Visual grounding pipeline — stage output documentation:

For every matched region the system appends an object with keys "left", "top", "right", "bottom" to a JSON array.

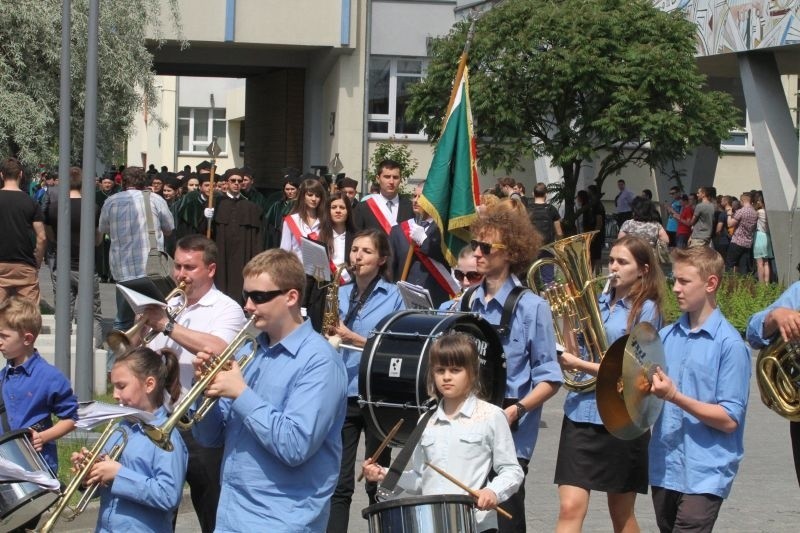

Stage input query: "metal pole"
[
  {"left": 54, "top": 0, "right": 72, "bottom": 376},
  {"left": 76, "top": 0, "right": 99, "bottom": 400}
]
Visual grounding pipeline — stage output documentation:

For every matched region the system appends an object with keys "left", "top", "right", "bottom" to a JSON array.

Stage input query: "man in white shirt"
[
  {"left": 614, "top": 179, "right": 636, "bottom": 226},
  {"left": 143, "top": 234, "right": 246, "bottom": 533}
]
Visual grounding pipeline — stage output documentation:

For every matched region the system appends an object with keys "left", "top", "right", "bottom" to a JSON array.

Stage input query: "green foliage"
[
  {"left": 661, "top": 274, "right": 785, "bottom": 333},
  {"left": 0, "top": 0, "right": 181, "bottom": 167},
  {"left": 369, "top": 141, "right": 419, "bottom": 181},
  {"left": 408, "top": 0, "right": 738, "bottom": 227}
]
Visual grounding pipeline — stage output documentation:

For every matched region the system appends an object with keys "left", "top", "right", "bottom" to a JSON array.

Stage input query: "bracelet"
[{"left": 514, "top": 402, "right": 527, "bottom": 418}]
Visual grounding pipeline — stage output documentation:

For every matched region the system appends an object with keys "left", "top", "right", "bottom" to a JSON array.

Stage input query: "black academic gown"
[
  {"left": 212, "top": 195, "right": 264, "bottom": 305},
  {"left": 389, "top": 220, "right": 451, "bottom": 308}
]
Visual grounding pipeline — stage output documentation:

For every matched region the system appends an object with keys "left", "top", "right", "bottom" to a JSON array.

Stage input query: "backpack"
[{"left": 528, "top": 203, "right": 556, "bottom": 244}]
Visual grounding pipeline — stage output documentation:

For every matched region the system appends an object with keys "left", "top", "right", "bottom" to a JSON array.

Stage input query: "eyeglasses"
[
  {"left": 454, "top": 270, "right": 482, "bottom": 282},
  {"left": 228, "top": 178, "right": 243, "bottom": 183},
  {"left": 469, "top": 240, "right": 507, "bottom": 255},
  {"left": 242, "top": 289, "right": 286, "bottom": 304}
]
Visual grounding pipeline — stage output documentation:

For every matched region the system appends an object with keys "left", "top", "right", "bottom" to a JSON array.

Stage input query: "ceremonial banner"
[{"left": 418, "top": 56, "right": 480, "bottom": 267}]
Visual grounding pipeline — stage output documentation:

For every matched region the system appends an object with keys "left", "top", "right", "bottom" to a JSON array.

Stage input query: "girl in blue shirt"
[
  {"left": 74, "top": 347, "right": 188, "bottom": 533},
  {"left": 326, "top": 228, "right": 404, "bottom": 532},
  {"left": 554, "top": 235, "right": 665, "bottom": 533}
]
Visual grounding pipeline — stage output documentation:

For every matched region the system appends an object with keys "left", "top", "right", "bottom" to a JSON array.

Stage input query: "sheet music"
[
  {"left": 0, "top": 457, "right": 60, "bottom": 490},
  {"left": 301, "top": 237, "right": 331, "bottom": 282},
  {"left": 116, "top": 284, "right": 167, "bottom": 314},
  {"left": 397, "top": 281, "right": 434, "bottom": 310},
  {"left": 77, "top": 401, "right": 154, "bottom": 429}
]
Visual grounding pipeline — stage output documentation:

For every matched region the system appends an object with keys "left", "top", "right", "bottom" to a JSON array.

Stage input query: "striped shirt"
[{"left": 98, "top": 189, "right": 174, "bottom": 282}]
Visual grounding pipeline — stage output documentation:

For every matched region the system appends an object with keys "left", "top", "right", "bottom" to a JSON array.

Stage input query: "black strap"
[
  {"left": 343, "top": 275, "right": 380, "bottom": 328},
  {"left": 459, "top": 284, "right": 528, "bottom": 337},
  {"left": 377, "top": 406, "right": 437, "bottom": 499},
  {"left": 0, "top": 369, "right": 8, "bottom": 433}
]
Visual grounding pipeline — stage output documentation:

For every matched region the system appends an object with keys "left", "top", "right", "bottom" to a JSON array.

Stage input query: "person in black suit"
[
  {"left": 352, "top": 159, "right": 413, "bottom": 235},
  {"left": 389, "top": 183, "right": 457, "bottom": 308}
]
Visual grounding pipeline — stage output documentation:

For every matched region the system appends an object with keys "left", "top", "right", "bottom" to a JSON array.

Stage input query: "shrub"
[{"left": 661, "top": 273, "right": 785, "bottom": 334}]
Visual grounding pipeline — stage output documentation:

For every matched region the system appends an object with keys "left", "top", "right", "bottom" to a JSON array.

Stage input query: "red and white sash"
[
  {"left": 365, "top": 196, "right": 395, "bottom": 234},
  {"left": 399, "top": 220, "right": 458, "bottom": 298}
]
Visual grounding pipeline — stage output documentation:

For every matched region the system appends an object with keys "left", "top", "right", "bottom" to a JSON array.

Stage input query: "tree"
[
  {"left": 407, "top": 0, "right": 738, "bottom": 227},
  {"left": 0, "top": 0, "right": 181, "bottom": 168}
]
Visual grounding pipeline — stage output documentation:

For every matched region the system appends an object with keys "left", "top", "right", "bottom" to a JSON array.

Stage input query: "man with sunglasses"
[
  {"left": 461, "top": 202, "right": 562, "bottom": 533},
  {"left": 143, "top": 234, "right": 247, "bottom": 533},
  {"left": 204, "top": 168, "right": 264, "bottom": 305},
  {"left": 192, "top": 249, "right": 347, "bottom": 531}
]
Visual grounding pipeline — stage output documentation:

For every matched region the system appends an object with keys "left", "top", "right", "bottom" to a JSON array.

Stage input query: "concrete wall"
[{"left": 152, "top": 0, "right": 353, "bottom": 48}]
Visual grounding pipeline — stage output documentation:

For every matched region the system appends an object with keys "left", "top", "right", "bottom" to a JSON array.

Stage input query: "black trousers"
[
  {"left": 651, "top": 486, "right": 723, "bottom": 533},
  {"left": 497, "top": 457, "right": 529, "bottom": 533},
  {"left": 180, "top": 429, "right": 224, "bottom": 533},
  {"left": 791, "top": 421, "right": 800, "bottom": 487},
  {"left": 327, "top": 399, "right": 391, "bottom": 533}
]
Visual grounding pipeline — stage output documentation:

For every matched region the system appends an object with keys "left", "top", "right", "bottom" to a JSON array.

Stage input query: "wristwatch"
[
  {"left": 163, "top": 319, "right": 175, "bottom": 337},
  {"left": 514, "top": 402, "right": 527, "bottom": 418}
]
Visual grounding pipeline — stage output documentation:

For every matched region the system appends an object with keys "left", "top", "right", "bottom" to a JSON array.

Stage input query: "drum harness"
[{"left": 458, "top": 284, "right": 528, "bottom": 338}]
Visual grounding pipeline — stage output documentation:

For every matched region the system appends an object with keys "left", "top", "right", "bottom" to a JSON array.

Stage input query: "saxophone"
[{"left": 322, "top": 264, "right": 349, "bottom": 347}]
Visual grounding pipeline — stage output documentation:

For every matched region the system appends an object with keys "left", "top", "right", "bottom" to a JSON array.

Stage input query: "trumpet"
[
  {"left": 37, "top": 419, "right": 127, "bottom": 533},
  {"left": 142, "top": 317, "right": 257, "bottom": 450},
  {"left": 106, "top": 281, "right": 187, "bottom": 356}
]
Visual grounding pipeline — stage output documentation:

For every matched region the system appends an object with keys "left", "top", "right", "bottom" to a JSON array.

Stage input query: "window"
[
  {"left": 368, "top": 57, "right": 426, "bottom": 139},
  {"left": 178, "top": 108, "right": 227, "bottom": 153}
]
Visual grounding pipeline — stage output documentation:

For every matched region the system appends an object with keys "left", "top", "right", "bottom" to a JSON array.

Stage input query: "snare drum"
[
  {"left": 362, "top": 494, "right": 477, "bottom": 533},
  {"left": 0, "top": 430, "right": 59, "bottom": 531},
  {"left": 359, "top": 311, "right": 506, "bottom": 447}
]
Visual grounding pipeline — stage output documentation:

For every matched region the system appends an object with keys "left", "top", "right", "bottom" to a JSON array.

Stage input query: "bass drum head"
[
  {"left": 359, "top": 310, "right": 506, "bottom": 447},
  {"left": 362, "top": 494, "right": 477, "bottom": 533},
  {"left": 0, "top": 430, "right": 59, "bottom": 531}
]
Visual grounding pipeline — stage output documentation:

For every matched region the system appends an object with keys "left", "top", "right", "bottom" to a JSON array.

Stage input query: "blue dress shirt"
[
  {"left": 564, "top": 293, "right": 662, "bottom": 425},
  {"left": 650, "top": 309, "right": 751, "bottom": 498},
  {"left": 466, "top": 277, "right": 563, "bottom": 460},
  {"left": 338, "top": 277, "right": 405, "bottom": 397},
  {"left": 95, "top": 407, "right": 188, "bottom": 533},
  {"left": 746, "top": 280, "right": 800, "bottom": 348},
  {"left": 193, "top": 319, "right": 348, "bottom": 532},
  {"left": 0, "top": 350, "right": 77, "bottom": 473}
]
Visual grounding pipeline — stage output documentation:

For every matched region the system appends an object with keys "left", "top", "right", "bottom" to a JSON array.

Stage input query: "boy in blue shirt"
[
  {"left": 649, "top": 246, "right": 750, "bottom": 532},
  {"left": 0, "top": 296, "right": 78, "bottom": 530}
]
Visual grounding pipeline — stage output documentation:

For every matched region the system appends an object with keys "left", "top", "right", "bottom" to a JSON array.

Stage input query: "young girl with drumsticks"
[
  {"left": 362, "top": 333, "right": 523, "bottom": 533},
  {"left": 72, "top": 347, "right": 188, "bottom": 533}
]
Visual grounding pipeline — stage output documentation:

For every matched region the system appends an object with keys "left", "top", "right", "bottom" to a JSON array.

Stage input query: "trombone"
[
  {"left": 37, "top": 419, "right": 127, "bottom": 533},
  {"left": 142, "top": 317, "right": 257, "bottom": 450},
  {"left": 106, "top": 281, "right": 187, "bottom": 356}
]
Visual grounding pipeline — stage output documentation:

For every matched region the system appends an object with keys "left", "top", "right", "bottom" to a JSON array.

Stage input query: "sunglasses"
[
  {"left": 469, "top": 239, "right": 507, "bottom": 255},
  {"left": 242, "top": 289, "right": 286, "bottom": 304},
  {"left": 228, "top": 178, "right": 243, "bottom": 183},
  {"left": 454, "top": 270, "right": 482, "bottom": 283}
]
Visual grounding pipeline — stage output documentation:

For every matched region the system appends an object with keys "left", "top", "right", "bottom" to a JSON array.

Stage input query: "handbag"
[
  {"left": 656, "top": 240, "right": 671, "bottom": 264},
  {"left": 142, "top": 191, "right": 176, "bottom": 297}
]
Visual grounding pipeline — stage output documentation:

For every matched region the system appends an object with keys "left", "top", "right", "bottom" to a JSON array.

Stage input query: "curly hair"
[{"left": 470, "top": 199, "right": 541, "bottom": 273}]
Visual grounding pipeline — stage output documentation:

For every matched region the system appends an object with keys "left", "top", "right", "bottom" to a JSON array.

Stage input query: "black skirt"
[{"left": 553, "top": 415, "right": 649, "bottom": 494}]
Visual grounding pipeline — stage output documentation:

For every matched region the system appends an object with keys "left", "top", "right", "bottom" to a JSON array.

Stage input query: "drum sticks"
[
  {"left": 425, "top": 461, "right": 513, "bottom": 520},
  {"left": 357, "top": 419, "right": 404, "bottom": 482}
]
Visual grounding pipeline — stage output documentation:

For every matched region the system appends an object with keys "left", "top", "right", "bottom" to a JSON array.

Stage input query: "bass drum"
[
  {"left": 0, "top": 430, "right": 59, "bottom": 531},
  {"left": 362, "top": 494, "right": 477, "bottom": 533},
  {"left": 359, "top": 310, "right": 506, "bottom": 447}
]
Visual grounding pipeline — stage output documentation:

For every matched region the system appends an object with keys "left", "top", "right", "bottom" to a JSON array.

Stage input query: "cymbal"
[{"left": 597, "top": 322, "right": 665, "bottom": 440}]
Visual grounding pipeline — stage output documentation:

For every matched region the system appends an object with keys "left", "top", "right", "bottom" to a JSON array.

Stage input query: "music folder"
[{"left": 116, "top": 280, "right": 167, "bottom": 314}]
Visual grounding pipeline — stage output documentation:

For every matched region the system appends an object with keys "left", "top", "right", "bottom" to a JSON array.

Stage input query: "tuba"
[
  {"left": 526, "top": 231, "right": 615, "bottom": 392},
  {"left": 756, "top": 337, "right": 800, "bottom": 421},
  {"left": 323, "top": 264, "right": 349, "bottom": 349},
  {"left": 37, "top": 419, "right": 127, "bottom": 533}
]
